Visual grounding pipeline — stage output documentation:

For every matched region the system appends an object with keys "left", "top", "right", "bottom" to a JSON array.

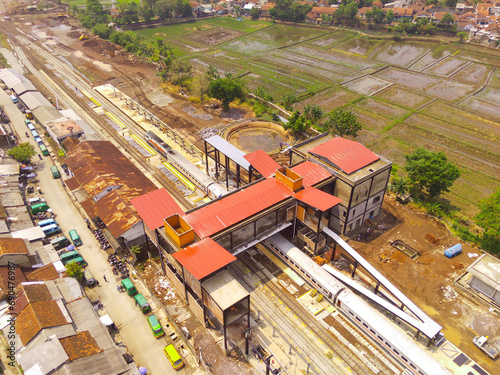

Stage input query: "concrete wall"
[
  {"left": 370, "top": 168, "right": 390, "bottom": 196},
  {"left": 187, "top": 291, "right": 204, "bottom": 322}
]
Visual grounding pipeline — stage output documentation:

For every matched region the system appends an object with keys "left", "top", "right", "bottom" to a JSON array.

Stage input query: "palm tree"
[
  {"left": 390, "top": 176, "right": 408, "bottom": 197},
  {"left": 310, "top": 105, "right": 323, "bottom": 122}
]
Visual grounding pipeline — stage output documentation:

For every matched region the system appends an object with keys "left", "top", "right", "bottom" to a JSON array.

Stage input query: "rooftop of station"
[
  {"left": 172, "top": 238, "right": 237, "bottom": 280},
  {"left": 184, "top": 178, "right": 295, "bottom": 239}
]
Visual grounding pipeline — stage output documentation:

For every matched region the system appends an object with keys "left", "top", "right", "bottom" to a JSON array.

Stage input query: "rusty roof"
[
  {"left": 185, "top": 178, "right": 294, "bottom": 239},
  {"left": 131, "top": 188, "right": 185, "bottom": 232},
  {"left": 0, "top": 266, "right": 27, "bottom": 301},
  {"left": 0, "top": 238, "right": 29, "bottom": 255},
  {"left": 291, "top": 161, "right": 332, "bottom": 188},
  {"left": 92, "top": 190, "right": 140, "bottom": 238},
  {"left": 60, "top": 331, "right": 102, "bottom": 360},
  {"left": 22, "top": 283, "right": 52, "bottom": 302},
  {"left": 294, "top": 187, "right": 342, "bottom": 212},
  {"left": 65, "top": 141, "right": 157, "bottom": 237},
  {"left": 16, "top": 301, "right": 68, "bottom": 345},
  {"left": 244, "top": 149, "right": 281, "bottom": 178},
  {"left": 308, "top": 137, "right": 380, "bottom": 175},
  {"left": 26, "top": 264, "right": 59, "bottom": 281},
  {"left": 12, "top": 283, "right": 52, "bottom": 316},
  {"left": 64, "top": 176, "right": 80, "bottom": 191},
  {"left": 172, "top": 238, "right": 236, "bottom": 280}
]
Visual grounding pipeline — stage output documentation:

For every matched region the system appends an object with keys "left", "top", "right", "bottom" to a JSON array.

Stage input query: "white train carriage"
[
  {"left": 145, "top": 131, "right": 228, "bottom": 198},
  {"left": 264, "top": 234, "right": 452, "bottom": 375}
]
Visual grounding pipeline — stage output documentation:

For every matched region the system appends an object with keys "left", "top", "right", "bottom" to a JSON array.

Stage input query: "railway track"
[
  {"left": 233, "top": 251, "right": 376, "bottom": 375},
  {"left": 1, "top": 25, "right": 195, "bottom": 209}
]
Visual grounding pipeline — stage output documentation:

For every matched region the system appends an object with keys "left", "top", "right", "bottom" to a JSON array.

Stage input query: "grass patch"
[
  {"left": 137, "top": 21, "right": 213, "bottom": 40},
  {"left": 0, "top": 52, "right": 9, "bottom": 68},
  {"left": 202, "top": 17, "right": 271, "bottom": 33}
]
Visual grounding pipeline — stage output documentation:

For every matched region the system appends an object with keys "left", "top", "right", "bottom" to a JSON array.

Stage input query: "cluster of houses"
[{"left": 188, "top": 0, "right": 500, "bottom": 44}]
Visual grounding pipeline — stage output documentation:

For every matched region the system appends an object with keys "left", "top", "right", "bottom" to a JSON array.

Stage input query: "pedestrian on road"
[{"left": 103, "top": 275, "right": 108, "bottom": 282}]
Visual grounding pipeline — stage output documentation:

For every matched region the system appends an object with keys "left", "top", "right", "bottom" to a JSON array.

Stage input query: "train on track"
[
  {"left": 264, "top": 234, "right": 453, "bottom": 375},
  {"left": 144, "top": 131, "right": 228, "bottom": 199}
]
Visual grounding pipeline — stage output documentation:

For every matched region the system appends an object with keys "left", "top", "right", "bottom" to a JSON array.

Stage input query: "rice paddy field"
[{"left": 137, "top": 18, "right": 500, "bottom": 218}]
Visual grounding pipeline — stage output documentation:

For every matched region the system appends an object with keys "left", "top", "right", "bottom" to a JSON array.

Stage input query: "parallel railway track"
[
  {"left": 233, "top": 251, "right": 376, "bottom": 375},
  {"left": 0, "top": 21, "right": 195, "bottom": 209}
]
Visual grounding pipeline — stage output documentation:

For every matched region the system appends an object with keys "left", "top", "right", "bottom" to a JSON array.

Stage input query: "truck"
[{"left": 473, "top": 336, "right": 500, "bottom": 359}]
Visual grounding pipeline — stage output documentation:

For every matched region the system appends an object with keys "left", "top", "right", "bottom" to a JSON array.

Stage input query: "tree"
[
  {"left": 283, "top": 111, "right": 311, "bottom": 134},
  {"left": 206, "top": 65, "right": 219, "bottom": 80},
  {"left": 323, "top": 109, "right": 362, "bottom": 137},
  {"left": 390, "top": 175, "right": 408, "bottom": 197},
  {"left": 66, "top": 262, "right": 83, "bottom": 279},
  {"left": 404, "top": 148, "right": 460, "bottom": 199},
  {"left": 439, "top": 13, "right": 455, "bottom": 29},
  {"left": 8, "top": 142, "right": 36, "bottom": 163},
  {"left": 445, "top": 0, "right": 458, "bottom": 7},
  {"left": 209, "top": 77, "right": 245, "bottom": 111},
  {"left": 368, "top": 7, "right": 385, "bottom": 25},
  {"left": 385, "top": 9, "right": 394, "bottom": 24},
  {"left": 475, "top": 188, "right": 500, "bottom": 254},
  {"left": 281, "top": 93, "right": 297, "bottom": 110},
  {"left": 457, "top": 31, "right": 468, "bottom": 43},
  {"left": 250, "top": 8, "right": 259, "bottom": 20},
  {"left": 191, "top": 71, "right": 211, "bottom": 103},
  {"left": 303, "top": 104, "right": 323, "bottom": 122},
  {"left": 269, "top": 0, "right": 312, "bottom": 22}
]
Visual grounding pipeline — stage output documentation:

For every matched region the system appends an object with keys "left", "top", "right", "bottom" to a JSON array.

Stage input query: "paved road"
[{"left": 1, "top": 80, "right": 184, "bottom": 375}]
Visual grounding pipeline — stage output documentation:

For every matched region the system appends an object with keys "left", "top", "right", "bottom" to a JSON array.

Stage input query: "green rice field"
[{"left": 141, "top": 17, "right": 500, "bottom": 218}]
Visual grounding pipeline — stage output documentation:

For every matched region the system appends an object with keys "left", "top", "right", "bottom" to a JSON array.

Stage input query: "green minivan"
[
  {"left": 147, "top": 314, "right": 164, "bottom": 338},
  {"left": 121, "top": 278, "right": 137, "bottom": 296},
  {"left": 134, "top": 293, "right": 151, "bottom": 314}
]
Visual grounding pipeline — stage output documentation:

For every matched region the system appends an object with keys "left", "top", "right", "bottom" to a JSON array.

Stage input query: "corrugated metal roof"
[
  {"left": 65, "top": 141, "right": 157, "bottom": 238},
  {"left": 185, "top": 178, "right": 294, "bottom": 238},
  {"left": 19, "top": 91, "right": 52, "bottom": 110},
  {"left": 308, "top": 137, "right": 380, "bottom": 175},
  {"left": 291, "top": 161, "right": 332, "bottom": 188},
  {"left": 172, "top": 238, "right": 236, "bottom": 280},
  {"left": 244, "top": 149, "right": 280, "bottom": 178},
  {"left": 131, "top": 188, "right": 185, "bottom": 232},
  {"left": 0, "top": 68, "right": 26, "bottom": 87},
  {"left": 32, "top": 105, "right": 63, "bottom": 125},
  {"left": 205, "top": 135, "right": 251, "bottom": 170},
  {"left": 294, "top": 187, "right": 342, "bottom": 211},
  {"left": 11, "top": 81, "right": 37, "bottom": 95}
]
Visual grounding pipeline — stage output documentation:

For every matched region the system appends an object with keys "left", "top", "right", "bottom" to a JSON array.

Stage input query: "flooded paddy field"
[{"left": 141, "top": 20, "right": 499, "bottom": 218}]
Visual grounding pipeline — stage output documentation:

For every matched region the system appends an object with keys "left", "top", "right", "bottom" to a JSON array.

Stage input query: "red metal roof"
[
  {"left": 131, "top": 188, "right": 185, "bottom": 231},
  {"left": 294, "top": 187, "right": 342, "bottom": 211},
  {"left": 244, "top": 149, "right": 280, "bottom": 178},
  {"left": 172, "top": 238, "right": 236, "bottom": 280},
  {"left": 308, "top": 137, "right": 380, "bottom": 175},
  {"left": 291, "top": 161, "right": 332, "bottom": 188},
  {"left": 185, "top": 178, "right": 294, "bottom": 239}
]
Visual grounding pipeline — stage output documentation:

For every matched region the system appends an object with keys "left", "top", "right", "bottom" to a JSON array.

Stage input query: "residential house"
[
  {"left": 261, "top": 2, "right": 275, "bottom": 16},
  {"left": 373, "top": 0, "right": 384, "bottom": 9},
  {"left": 393, "top": 7, "right": 415, "bottom": 19},
  {"left": 358, "top": 7, "right": 373, "bottom": 18},
  {"left": 306, "top": 7, "right": 337, "bottom": 23},
  {"left": 432, "top": 11, "right": 459, "bottom": 24}
]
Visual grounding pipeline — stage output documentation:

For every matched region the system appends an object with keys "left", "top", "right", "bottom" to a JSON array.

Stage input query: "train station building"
[{"left": 131, "top": 134, "right": 392, "bottom": 350}]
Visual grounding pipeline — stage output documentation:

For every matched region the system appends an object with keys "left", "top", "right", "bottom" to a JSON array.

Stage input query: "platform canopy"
[
  {"left": 173, "top": 238, "right": 237, "bottom": 280},
  {"left": 294, "top": 187, "right": 342, "bottom": 211},
  {"left": 205, "top": 135, "right": 251, "bottom": 171},
  {"left": 244, "top": 149, "right": 280, "bottom": 178}
]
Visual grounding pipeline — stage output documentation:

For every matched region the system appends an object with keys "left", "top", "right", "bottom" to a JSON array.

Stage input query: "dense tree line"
[{"left": 269, "top": 0, "right": 312, "bottom": 22}]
